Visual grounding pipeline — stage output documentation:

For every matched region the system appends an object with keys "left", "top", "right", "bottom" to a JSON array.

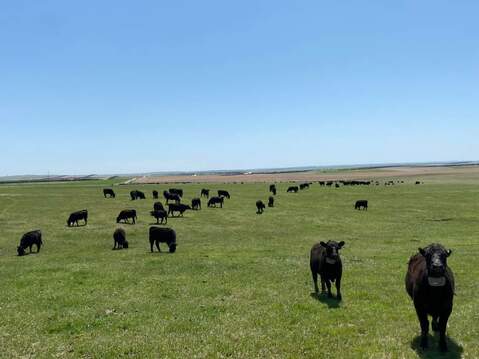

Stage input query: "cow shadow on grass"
[
  {"left": 411, "top": 335, "right": 463, "bottom": 359},
  {"left": 310, "top": 292, "right": 341, "bottom": 309},
  {"left": 66, "top": 223, "right": 87, "bottom": 228}
]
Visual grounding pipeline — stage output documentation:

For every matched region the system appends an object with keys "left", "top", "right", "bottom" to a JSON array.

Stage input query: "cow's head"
[
  {"left": 419, "top": 244, "right": 451, "bottom": 277},
  {"left": 17, "top": 246, "right": 26, "bottom": 256},
  {"left": 320, "top": 241, "right": 345, "bottom": 262},
  {"left": 169, "top": 243, "right": 177, "bottom": 253},
  {"left": 123, "top": 240, "right": 129, "bottom": 249}
]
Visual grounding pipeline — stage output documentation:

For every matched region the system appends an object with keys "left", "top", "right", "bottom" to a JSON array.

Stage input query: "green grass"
[{"left": 0, "top": 178, "right": 478, "bottom": 358}]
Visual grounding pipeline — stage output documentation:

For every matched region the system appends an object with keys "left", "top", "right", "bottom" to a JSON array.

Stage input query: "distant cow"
[
  {"left": 113, "top": 228, "right": 128, "bottom": 249},
  {"left": 150, "top": 210, "right": 168, "bottom": 224},
  {"left": 208, "top": 196, "right": 224, "bottom": 208},
  {"left": 169, "top": 188, "right": 184, "bottom": 197},
  {"left": 130, "top": 190, "right": 146, "bottom": 200},
  {"left": 149, "top": 226, "right": 177, "bottom": 253},
  {"left": 256, "top": 200, "right": 265, "bottom": 214},
  {"left": 299, "top": 183, "right": 310, "bottom": 190},
  {"left": 192, "top": 198, "right": 201, "bottom": 210},
  {"left": 67, "top": 210, "right": 88, "bottom": 227},
  {"left": 152, "top": 190, "right": 159, "bottom": 199},
  {"left": 168, "top": 203, "right": 191, "bottom": 217},
  {"left": 310, "top": 240, "right": 345, "bottom": 300},
  {"left": 405, "top": 244, "right": 455, "bottom": 352},
  {"left": 287, "top": 186, "right": 299, "bottom": 193},
  {"left": 416, "top": 181, "right": 421, "bottom": 185},
  {"left": 153, "top": 202, "right": 165, "bottom": 212},
  {"left": 116, "top": 209, "right": 137, "bottom": 224},
  {"left": 269, "top": 184, "right": 277, "bottom": 195},
  {"left": 201, "top": 189, "right": 210, "bottom": 198},
  {"left": 103, "top": 188, "right": 115, "bottom": 198},
  {"left": 268, "top": 196, "right": 274, "bottom": 207},
  {"left": 17, "top": 230, "right": 42, "bottom": 256},
  {"left": 354, "top": 200, "right": 368, "bottom": 210},
  {"left": 218, "top": 190, "right": 230, "bottom": 199},
  {"left": 163, "top": 191, "right": 181, "bottom": 204}
]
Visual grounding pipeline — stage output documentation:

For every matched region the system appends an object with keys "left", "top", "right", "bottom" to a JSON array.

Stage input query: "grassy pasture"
[{"left": 0, "top": 176, "right": 478, "bottom": 358}]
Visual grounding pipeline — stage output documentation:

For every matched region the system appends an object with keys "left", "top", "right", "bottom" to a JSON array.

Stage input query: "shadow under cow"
[{"left": 410, "top": 335, "right": 463, "bottom": 359}]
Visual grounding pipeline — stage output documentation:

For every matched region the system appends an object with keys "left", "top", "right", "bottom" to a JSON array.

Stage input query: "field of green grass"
[{"left": 0, "top": 177, "right": 478, "bottom": 358}]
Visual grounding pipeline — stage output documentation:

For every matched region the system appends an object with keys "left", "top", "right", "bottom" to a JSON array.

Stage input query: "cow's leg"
[
  {"left": 415, "top": 305, "right": 429, "bottom": 349},
  {"left": 155, "top": 240, "right": 161, "bottom": 252},
  {"left": 150, "top": 239, "right": 154, "bottom": 252},
  {"left": 312, "top": 272, "right": 319, "bottom": 294},
  {"left": 335, "top": 277, "right": 342, "bottom": 301},
  {"left": 326, "top": 279, "right": 333, "bottom": 298},
  {"left": 320, "top": 275, "right": 326, "bottom": 293},
  {"left": 133, "top": 217, "right": 136, "bottom": 224},
  {"left": 29, "top": 245, "right": 33, "bottom": 253},
  {"left": 438, "top": 311, "right": 451, "bottom": 352},
  {"left": 36, "top": 243, "right": 41, "bottom": 252}
]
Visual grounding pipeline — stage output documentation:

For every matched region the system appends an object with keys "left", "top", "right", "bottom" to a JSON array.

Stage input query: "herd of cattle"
[{"left": 14, "top": 179, "right": 455, "bottom": 352}]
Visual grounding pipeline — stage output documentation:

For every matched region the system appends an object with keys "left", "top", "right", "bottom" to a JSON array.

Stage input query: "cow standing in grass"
[
  {"left": 218, "top": 190, "right": 230, "bottom": 199},
  {"left": 192, "top": 198, "right": 201, "bottom": 210},
  {"left": 113, "top": 228, "right": 128, "bottom": 249},
  {"left": 67, "top": 210, "right": 88, "bottom": 227},
  {"left": 287, "top": 186, "right": 299, "bottom": 193},
  {"left": 208, "top": 196, "right": 224, "bottom": 208},
  {"left": 149, "top": 227, "right": 177, "bottom": 253},
  {"left": 116, "top": 209, "right": 137, "bottom": 224},
  {"left": 405, "top": 244, "right": 455, "bottom": 352},
  {"left": 150, "top": 210, "right": 167, "bottom": 224},
  {"left": 310, "top": 240, "right": 345, "bottom": 300},
  {"left": 17, "top": 230, "right": 43, "bottom": 256},
  {"left": 103, "top": 189, "right": 115, "bottom": 198},
  {"left": 256, "top": 200, "right": 265, "bottom": 214},
  {"left": 355, "top": 200, "right": 368, "bottom": 210},
  {"left": 268, "top": 196, "right": 274, "bottom": 207},
  {"left": 201, "top": 189, "right": 210, "bottom": 198}
]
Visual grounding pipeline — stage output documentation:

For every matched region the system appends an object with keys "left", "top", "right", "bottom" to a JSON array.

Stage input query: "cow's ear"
[
  {"left": 418, "top": 248, "right": 426, "bottom": 256},
  {"left": 338, "top": 241, "right": 345, "bottom": 248},
  {"left": 320, "top": 241, "right": 327, "bottom": 247},
  {"left": 446, "top": 249, "right": 452, "bottom": 257}
]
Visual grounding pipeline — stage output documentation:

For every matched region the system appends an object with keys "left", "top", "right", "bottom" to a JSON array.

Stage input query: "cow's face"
[
  {"left": 169, "top": 243, "right": 177, "bottom": 253},
  {"left": 17, "top": 246, "right": 25, "bottom": 256},
  {"left": 123, "top": 241, "right": 129, "bottom": 249},
  {"left": 320, "top": 241, "right": 345, "bottom": 260},
  {"left": 419, "top": 245, "right": 451, "bottom": 277}
]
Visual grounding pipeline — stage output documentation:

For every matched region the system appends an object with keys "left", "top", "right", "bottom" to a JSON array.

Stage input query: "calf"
[
  {"left": 218, "top": 190, "right": 230, "bottom": 199},
  {"left": 67, "top": 210, "right": 88, "bottom": 227},
  {"left": 208, "top": 196, "right": 224, "bottom": 208},
  {"left": 113, "top": 228, "right": 128, "bottom": 249},
  {"left": 268, "top": 196, "right": 274, "bottom": 207},
  {"left": 103, "top": 188, "right": 115, "bottom": 198},
  {"left": 17, "top": 230, "right": 42, "bottom": 256},
  {"left": 150, "top": 210, "right": 168, "bottom": 224},
  {"left": 116, "top": 209, "right": 137, "bottom": 224},
  {"left": 149, "top": 226, "right": 177, "bottom": 253},
  {"left": 405, "top": 244, "right": 454, "bottom": 352},
  {"left": 191, "top": 198, "right": 201, "bottom": 210},
  {"left": 130, "top": 190, "right": 146, "bottom": 200},
  {"left": 168, "top": 203, "right": 191, "bottom": 217},
  {"left": 354, "top": 200, "right": 368, "bottom": 210},
  {"left": 287, "top": 186, "right": 299, "bottom": 193},
  {"left": 152, "top": 190, "right": 159, "bottom": 199},
  {"left": 310, "top": 240, "right": 345, "bottom": 300},
  {"left": 201, "top": 189, "right": 210, "bottom": 198},
  {"left": 256, "top": 200, "right": 265, "bottom": 214}
]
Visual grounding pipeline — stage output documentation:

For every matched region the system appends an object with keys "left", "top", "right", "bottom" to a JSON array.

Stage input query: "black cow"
[
  {"left": 153, "top": 202, "right": 165, "bottom": 211},
  {"left": 201, "top": 189, "right": 210, "bottom": 198},
  {"left": 17, "top": 230, "right": 42, "bottom": 256},
  {"left": 208, "top": 196, "right": 224, "bottom": 208},
  {"left": 168, "top": 203, "right": 191, "bottom": 217},
  {"left": 287, "top": 186, "right": 299, "bottom": 193},
  {"left": 300, "top": 183, "right": 310, "bottom": 190},
  {"left": 218, "top": 190, "right": 230, "bottom": 199},
  {"left": 354, "top": 200, "right": 368, "bottom": 210},
  {"left": 149, "top": 226, "right": 177, "bottom": 253},
  {"left": 116, "top": 209, "right": 137, "bottom": 224},
  {"left": 130, "top": 190, "right": 146, "bottom": 200},
  {"left": 256, "top": 200, "right": 265, "bottom": 214},
  {"left": 67, "top": 210, "right": 88, "bottom": 227},
  {"left": 163, "top": 191, "right": 181, "bottom": 204},
  {"left": 310, "top": 240, "right": 345, "bottom": 300},
  {"left": 169, "top": 188, "right": 184, "bottom": 197},
  {"left": 150, "top": 210, "right": 168, "bottom": 224},
  {"left": 268, "top": 196, "right": 274, "bottom": 207},
  {"left": 416, "top": 181, "right": 421, "bottom": 185},
  {"left": 113, "top": 228, "right": 128, "bottom": 249},
  {"left": 405, "top": 244, "right": 455, "bottom": 352},
  {"left": 103, "top": 188, "right": 115, "bottom": 198},
  {"left": 269, "top": 184, "right": 277, "bottom": 195},
  {"left": 152, "top": 190, "right": 159, "bottom": 199},
  {"left": 192, "top": 198, "right": 201, "bottom": 210}
]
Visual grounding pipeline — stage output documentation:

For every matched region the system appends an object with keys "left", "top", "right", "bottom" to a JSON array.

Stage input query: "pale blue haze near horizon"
[{"left": 0, "top": 1, "right": 478, "bottom": 175}]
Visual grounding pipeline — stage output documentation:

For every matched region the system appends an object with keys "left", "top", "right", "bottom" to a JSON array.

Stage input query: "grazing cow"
[
  {"left": 310, "top": 240, "right": 345, "bottom": 300},
  {"left": 130, "top": 190, "right": 146, "bottom": 200},
  {"left": 300, "top": 183, "right": 310, "bottom": 190},
  {"left": 163, "top": 190, "right": 181, "bottom": 204},
  {"left": 405, "top": 244, "right": 455, "bottom": 352},
  {"left": 201, "top": 189, "right": 210, "bottom": 198},
  {"left": 191, "top": 198, "right": 201, "bottom": 210},
  {"left": 113, "top": 228, "right": 128, "bottom": 249},
  {"left": 17, "top": 230, "right": 42, "bottom": 256},
  {"left": 116, "top": 209, "right": 137, "bottom": 224},
  {"left": 416, "top": 181, "right": 421, "bottom": 185},
  {"left": 269, "top": 184, "right": 277, "bottom": 195},
  {"left": 256, "top": 200, "right": 265, "bottom": 214},
  {"left": 149, "top": 226, "right": 177, "bottom": 253},
  {"left": 319, "top": 181, "right": 325, "bottom": 186},
  {"left": 67, "top": 210, "right": 88, "bottom": 227},
  {"left": 287, "top": 186, "right": 299, "bottom": 193},
  {"left": 208, "top": 196, "right": 224, "bottom": 208},
  {"left": 169, "top": 188, "right": 184, "bottom": 197},
  {"left": 150, "top": 210, "right": 168, "bottom": 224},
  {"left": 168, "top": 203, "right": 191, "bottom": 217},
  {"left": 103, "top": 188, "right": 115, "bottom": 198},
  {"left": 218, "top": 190, "right": 230, "bottom": 199},
  {"left": 153, "top": 202, "right": 165, "bottom": 211},
  {"left": 335, "top": 183, "right": 340, "bottom": 188},
  {"left": 354, "top": 200, "right": 368, "bottom": 210},
  {"left": 268, "top": 196, "right": 274, "bottom": 207},
  {"left": 152, "top": 190, "right": 159, "bottom": 199}
]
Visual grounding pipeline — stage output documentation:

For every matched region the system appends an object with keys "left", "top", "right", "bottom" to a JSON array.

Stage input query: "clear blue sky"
[{"left": 1, "top": 1, "right": 478, "bottom": 175}]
